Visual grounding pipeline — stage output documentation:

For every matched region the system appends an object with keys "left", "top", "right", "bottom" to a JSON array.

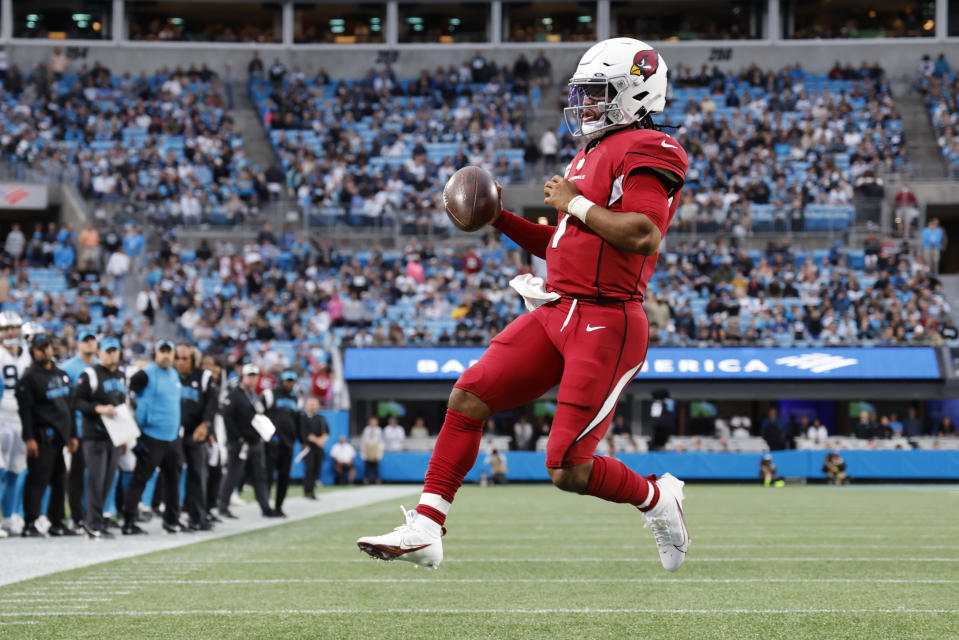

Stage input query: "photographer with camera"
[
  {"left": 759, "top": 454, "right": 784, "bottom": 488},
  {"left": 822, "top": 451, "right": 848, "bottom": 485}
]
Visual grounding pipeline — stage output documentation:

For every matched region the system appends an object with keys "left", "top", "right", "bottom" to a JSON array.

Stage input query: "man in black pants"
[
  {"left": 175, "top": 343, "right": 218, "bottom": 530},
  {"left": 123, "top": 340, "right": 188, "bottom": 535},
  {"left": 17, "top": 334, "right": 79, "bottom": 537},
  {"left": 217, "top": 363, "right": 276, "bottom": 519},
  {"left": 300, "top": 396, "right": 329, "bottom": 499},
  {"left": 59, "top": 329, "right": 99, "bottom": 532},
  {"left": 201, "top": 354, "right": 224, "bottom": 522},
  {"left": 263, "top": 370, "right": 301, "bottom": 517},
  {"left": 206, "top": 437, "right": 224, "bottom": 519},
  {"left": 74, "top": 336, "right": 126, "bottom": 538}
]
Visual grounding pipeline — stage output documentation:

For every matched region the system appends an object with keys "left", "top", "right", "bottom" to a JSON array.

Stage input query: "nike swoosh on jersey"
[
  {"left": 585, "top": 325, "right": 606, "bottom": 332},
  {"left": 661, "top": 140, "right": 679, "bottom": 149}
]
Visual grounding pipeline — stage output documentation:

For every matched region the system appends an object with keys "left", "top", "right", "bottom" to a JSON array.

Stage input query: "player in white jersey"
[{"left": 0, "top": 311, "right": 32, "bottom": 536}]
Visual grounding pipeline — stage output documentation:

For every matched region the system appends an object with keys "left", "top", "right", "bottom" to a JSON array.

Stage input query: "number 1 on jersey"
[{"left": 551, "top": 214, "right": 569, "bottom": 249}]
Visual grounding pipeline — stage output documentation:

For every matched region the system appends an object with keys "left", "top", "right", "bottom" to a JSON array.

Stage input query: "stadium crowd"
[
  {"left": 252, "top": 54, "right": 547, "bottom": 230},
  {"left": 918, "top": 53, "right": 959, "bottom": 177},
  {"left": 645, "top": 234, "right": 956, "bottom": 347},
  {"left": 0, "top": 60, "right": 276, "bottom": 228},
  {"left": 0, "top": 52, "right": 919, "bottom": 237},
  {"left": 0, "top": 222, "right": 140, "bottom": 342},
  {"left": 556, "top": 60, "right": 906, "bottom": 235},
  {"left": 1, "top": 52, "right": 549, "bottom": 230},
  {"left": 149, "top": 226, "right": 952, "bottom": 350}
]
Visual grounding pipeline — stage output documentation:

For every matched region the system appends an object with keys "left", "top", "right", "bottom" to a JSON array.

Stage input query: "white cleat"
[
  {"left": 35, "top": 515, "right": 51, "bottom": 535},
  {"left": 357, "top": 506, "right": 445, "bottom": 569},
  {"left": 1, "top": 514, "right": 23, "bottom": 536},
  {"left": 642, "top": 473, "right": 690, "bottom": 572}
]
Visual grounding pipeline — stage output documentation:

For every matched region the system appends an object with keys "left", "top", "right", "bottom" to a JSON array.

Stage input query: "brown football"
[{"left": 442, "top": 166, "right": 499, "bottom": 232}]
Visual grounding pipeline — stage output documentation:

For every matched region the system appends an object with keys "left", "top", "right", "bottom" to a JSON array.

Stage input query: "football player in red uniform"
[{"left": 358, "top": 38, "right": 690, "bottom": 571}]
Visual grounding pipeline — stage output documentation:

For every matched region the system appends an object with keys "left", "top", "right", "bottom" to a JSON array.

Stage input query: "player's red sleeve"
[
  {"left": 620, "top": 172, "right": 671, "bottom": 236},
  {"left": 617, "top": 132, "right": 688, "bottom": 190},
  {"left": 491, "top": 209, "right": 555, "bottom": 259}
]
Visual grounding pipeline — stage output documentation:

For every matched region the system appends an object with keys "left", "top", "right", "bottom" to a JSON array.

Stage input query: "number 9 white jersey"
[{"left": 0, "top": 344, "right": 31, "bottom": 423}]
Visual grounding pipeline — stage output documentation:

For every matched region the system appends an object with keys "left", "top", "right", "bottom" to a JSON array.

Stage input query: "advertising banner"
[
  {"left": 345, "top": 347, "right": 941, "bottom": 381},
  {"left": 0, "top": 183, "right": 48, "bottom": 209}
]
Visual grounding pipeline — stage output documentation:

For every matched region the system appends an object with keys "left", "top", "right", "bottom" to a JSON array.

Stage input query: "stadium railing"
[
  {"left": 666, "top": 436, "right": 770, "bottom": 453},
  {"left": 795, "top": 437, "right": 915, "bottom": 451}
]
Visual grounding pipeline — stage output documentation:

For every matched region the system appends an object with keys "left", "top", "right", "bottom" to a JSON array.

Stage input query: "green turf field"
[{"left": 2, "top": 484, "right": 958, "bottom": 639}]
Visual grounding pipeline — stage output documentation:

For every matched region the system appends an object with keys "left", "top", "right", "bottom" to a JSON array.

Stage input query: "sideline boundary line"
[
  {"left": 1, "top": 608, "right": 957, "bottom": 617},
  {"left": 0, "top": 486, "right": 419, "bottom": 587}
]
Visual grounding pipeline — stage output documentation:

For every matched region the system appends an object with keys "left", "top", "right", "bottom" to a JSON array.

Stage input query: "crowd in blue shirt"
[{"left": 0, "top": 62, "right": 262, "bottom": 228}]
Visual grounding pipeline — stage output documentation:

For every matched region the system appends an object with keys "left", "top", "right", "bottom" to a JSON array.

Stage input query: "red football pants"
[{"left": 457, "top": 297, "right": 649, "bottom": 468}]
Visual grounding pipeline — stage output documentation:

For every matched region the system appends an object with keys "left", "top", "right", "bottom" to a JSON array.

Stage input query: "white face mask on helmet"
[{"left": 564, "top": 38, "right": 669, "bottom": 139}]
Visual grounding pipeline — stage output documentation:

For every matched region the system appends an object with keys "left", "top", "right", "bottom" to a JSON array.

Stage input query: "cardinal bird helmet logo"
[{"left": 630, "top": 50, "right": 659, "bottom": 80}]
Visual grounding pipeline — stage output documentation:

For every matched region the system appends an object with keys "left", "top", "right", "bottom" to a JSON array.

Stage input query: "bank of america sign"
[
  {"left": 774, "top": 353, "right": 858, "bottom": 374},
  {"left": 345, "top": 347, "right": 940, "bottom": 381},
  {"left": 634, "top": 352, "right": 857, "bottom": 375}
]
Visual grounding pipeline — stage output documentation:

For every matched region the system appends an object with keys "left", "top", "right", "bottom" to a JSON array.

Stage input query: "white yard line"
[
  {"left": 4, "top": 591, "right": 134, "bottom": 596},
  {"left": 0, "top": 608, "right": 957, "bottom": 617},
  {"left": 448, "top": 536, "right": 959, "bottom": 552},
  {"left": 2, "top": 605, "right": 90, "bottom": 610},
  {"left": 80, "top": 556, "right": 959, "bottom": 565},
  {"left": 443, "top": 524, "right": 959, "bottom": 530},
  {"left": 38, "top": 577, "right": 959, "bottom": 585},
  {"left": 5, "top": 587, "right": 135, "bottom": 593},
  {"left": 0, "top": 486, "right": 419, "bottom": 587},
  {"left": 0, "top": 597, "right": 114, "bottom": 603}
]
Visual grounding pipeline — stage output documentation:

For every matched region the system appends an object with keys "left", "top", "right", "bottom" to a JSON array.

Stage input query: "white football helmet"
[
  {"left": 0, "top": 311, "right": 23, "bottom": 349},
  {"left": 21, "top": 321, "right": 46, "bottom": 346},
  {"left": 564, "top": 38, "right": 669, "bottom": 138}
]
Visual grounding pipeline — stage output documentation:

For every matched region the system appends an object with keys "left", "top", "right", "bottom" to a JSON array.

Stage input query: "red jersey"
[
  {"left": 547, "top": 128, "right": 687, "bottom": 301},
  {"left": 311, "top": 370, "right": 332, "bottom": 400},
  {"left": 256, "top": 373, "right": 276, "bottom": 394}
]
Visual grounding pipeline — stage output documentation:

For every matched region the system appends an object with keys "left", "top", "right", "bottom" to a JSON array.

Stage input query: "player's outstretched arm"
[
  {"left": 544, "top": 174, "right": 667, "bottom": 256},
  {"left": 490, "top": 181, "right": 556, "bottom": 259}
]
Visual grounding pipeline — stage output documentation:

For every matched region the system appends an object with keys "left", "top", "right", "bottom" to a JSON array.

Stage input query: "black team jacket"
[
  {"left": 75, "top": 364, "right": 128, "bottom": 441},
  {"left": 179, "top": 368, "right": 219, "bottom": 442},
  {"left": 17, "top": 363, "right": 74, "bottom": 444}
]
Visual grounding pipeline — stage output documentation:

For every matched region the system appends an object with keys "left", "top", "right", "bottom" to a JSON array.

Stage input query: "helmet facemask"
[
  {"left": 0, "top": 311, "right": 23, "bottom": 349},
  {"left": 1, "top": 325, "right": 20, "bottom": 350},
  {"left": 564, "top": 75, "right": 643, "bottom": 139}
]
